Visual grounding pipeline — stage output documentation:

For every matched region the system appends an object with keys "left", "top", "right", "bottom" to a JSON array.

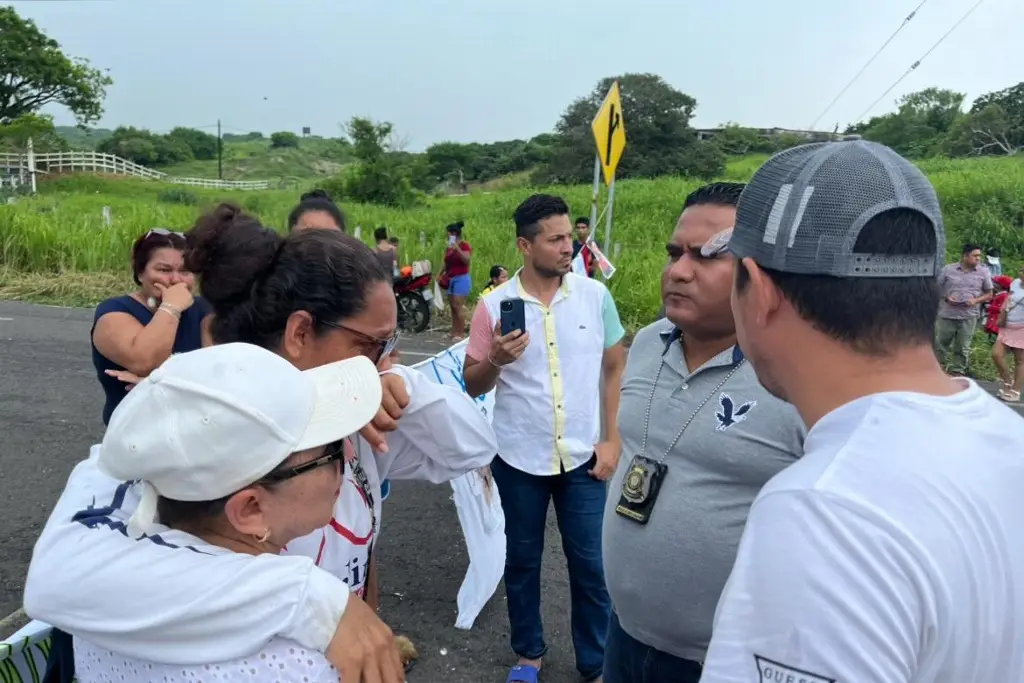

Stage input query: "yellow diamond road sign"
[{"left": 591, "top": 81, "right": 627, "bottom": 185}]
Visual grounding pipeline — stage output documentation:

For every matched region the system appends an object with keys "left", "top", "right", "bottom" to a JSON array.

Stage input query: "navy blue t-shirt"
[{"left": 91, "top": 295, "right": 211, "bottom": 425}]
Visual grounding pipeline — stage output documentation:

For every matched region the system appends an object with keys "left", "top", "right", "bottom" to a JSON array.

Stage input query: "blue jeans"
[
  {"left": 490, "top": 454, "right": 610, "bottom": 681},
  {"left": 603, "top": 612, "right": 703, "bottom": 683}
]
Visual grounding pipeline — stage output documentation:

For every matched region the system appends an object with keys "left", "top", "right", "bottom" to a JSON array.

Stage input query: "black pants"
[{"left": 42, "top": 628, "right": 75, "bottom": 683}]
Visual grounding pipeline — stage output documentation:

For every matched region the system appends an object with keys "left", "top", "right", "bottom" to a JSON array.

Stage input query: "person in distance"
[{"left": 288, "top": 188, "right": 346, "bottom": 232}]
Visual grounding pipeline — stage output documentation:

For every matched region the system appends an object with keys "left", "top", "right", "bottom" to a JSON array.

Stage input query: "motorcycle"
[{"left": 393, "top": 271, "right": 433, "bottom": 333}]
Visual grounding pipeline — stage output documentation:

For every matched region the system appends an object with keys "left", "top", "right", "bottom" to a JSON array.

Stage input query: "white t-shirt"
[
  {"left": 700, "top": 381, "right": 1024, "bottom": 683},
  {"left": 1005, "top": 279, "right": 1024, "bottom": 325}
]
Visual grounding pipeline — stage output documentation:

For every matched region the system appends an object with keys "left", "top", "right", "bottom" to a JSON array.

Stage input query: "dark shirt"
[
  {"left": 91, "top": 295, "right": 210, "bottom": 425},
  {"left": 375, "top": 247, "right": 396, "bottom": 275}
]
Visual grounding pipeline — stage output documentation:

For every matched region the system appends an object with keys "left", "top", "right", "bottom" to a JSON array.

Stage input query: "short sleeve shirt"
[
  {"left": 91, "top": 295, "right": 210, "bottom": 425},
  {"left": 937, "top": 263, "right": 993, "bottom": 320}
]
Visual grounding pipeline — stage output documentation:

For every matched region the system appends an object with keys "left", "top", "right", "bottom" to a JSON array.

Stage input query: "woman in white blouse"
[
  {"left": 26, "top": 206, "right": 498, "bottom": 683},
  {"left": 75, "top": 342, "right": 382, "bottom": 682}
]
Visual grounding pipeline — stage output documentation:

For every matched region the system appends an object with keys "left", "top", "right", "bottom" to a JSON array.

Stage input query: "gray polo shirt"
[
  {"left": 602, "top": 318, "right": 805, "bottom": 663},
  {"left": 938, "top": 262, "right": 993, "bottom": 320}
]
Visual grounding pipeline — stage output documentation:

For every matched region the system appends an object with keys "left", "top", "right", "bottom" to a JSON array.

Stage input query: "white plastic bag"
[
  {"left": 431, "top": 279, "right": 445, "bottom": 312},
  {"left": 451, "top": 469, "right": 505, "bottom": 629},
  {"left": 411, "top": 342, "right": 504, "bottom": 630}
]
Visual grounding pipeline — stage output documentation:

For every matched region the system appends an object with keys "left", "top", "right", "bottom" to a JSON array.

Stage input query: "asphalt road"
[{"left": 0, "top": 300, "right": 580, "bottom": 683}]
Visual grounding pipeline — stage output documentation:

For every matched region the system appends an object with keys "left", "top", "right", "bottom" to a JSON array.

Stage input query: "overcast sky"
[{"left": 12, "top": 0, "right": 1023, "bottom": 150}]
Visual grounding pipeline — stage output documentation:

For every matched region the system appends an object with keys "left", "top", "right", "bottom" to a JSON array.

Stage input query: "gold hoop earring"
[{"left": 254, "top": 528, "right": 271, "bottom": 544}]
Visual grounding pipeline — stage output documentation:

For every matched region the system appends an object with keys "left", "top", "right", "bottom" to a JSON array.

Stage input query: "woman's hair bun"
[
  {"left": 300, "top": 188, "right": 332, "bottom": 202},
  {"left": 184, "top": 202, "right": 281, "bottom": 312}
]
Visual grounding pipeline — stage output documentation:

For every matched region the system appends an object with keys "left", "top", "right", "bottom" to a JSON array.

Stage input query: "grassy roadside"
[{"left": 0, "top": 268, "right": 132, "bottom": 308}]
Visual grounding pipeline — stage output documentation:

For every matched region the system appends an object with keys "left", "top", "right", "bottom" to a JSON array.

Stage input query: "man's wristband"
[{"left": 487, "top": 353, "right": 503, "bottom": 368}]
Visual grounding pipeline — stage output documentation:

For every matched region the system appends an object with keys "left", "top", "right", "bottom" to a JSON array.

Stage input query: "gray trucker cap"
[{"left": 727, "top": 140, "right": 945, "bottom": 277}]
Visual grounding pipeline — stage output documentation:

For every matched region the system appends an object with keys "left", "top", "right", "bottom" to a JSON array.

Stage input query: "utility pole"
[{"left": 217, "top": 119, "right": 223, "bottom": 179}]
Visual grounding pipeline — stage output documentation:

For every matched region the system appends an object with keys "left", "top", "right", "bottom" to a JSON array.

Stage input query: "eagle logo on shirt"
[{"left": 715, "top": 392, "right": 756, "bottom": 432}]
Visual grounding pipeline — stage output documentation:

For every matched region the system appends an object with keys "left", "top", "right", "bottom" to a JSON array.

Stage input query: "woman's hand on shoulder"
[{"left": 105, "top": 369, "right": 143, "bottom": 390}]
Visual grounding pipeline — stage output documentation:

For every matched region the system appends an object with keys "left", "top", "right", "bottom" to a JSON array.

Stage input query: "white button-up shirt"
[{"left": 467, "top": 273, "right": 625, "bottom": 476}]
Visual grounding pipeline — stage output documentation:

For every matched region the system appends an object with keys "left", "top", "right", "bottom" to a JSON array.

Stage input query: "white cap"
[{"left": 98, "top": 342, "right": 383, "bottom": 538}]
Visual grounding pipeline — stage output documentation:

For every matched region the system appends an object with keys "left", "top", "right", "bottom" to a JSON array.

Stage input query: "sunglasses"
[
  {"left": 258, "top": 441, "right": 346, "bottom": 484},
  {"left": 319, "top": 320, "right": 400, "bottom": 363},
  {"left": 145, "top": 228, "right": 185, "bottom": 239},
  {"left": 699, "top": 227, "right": 734, "bottom": 258}
]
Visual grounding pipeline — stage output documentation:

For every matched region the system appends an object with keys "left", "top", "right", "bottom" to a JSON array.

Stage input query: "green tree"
[
  {"left": 96, "top": 126, "right": 194, "bottom": 166},
  {"left": 537, "top": 73, "right": 721, "bottom": 183},
  {"left": 270, "top": 131, "right": 300, "bottom": 149},
  {"left": 944, "top": 104, "right": 1020, "bottom": 157},
  {"left": 0, "top": 6, "right": 112, "bottom": 124},
  {"left": 848, "top": 87, "right": 965, "bottom": 157},
  {"left": 0, "top": 113, "right": 68, "bottom": 152},
  {"left": 153, "top": 135, "right": 194, "bottom": 164},
  {"left": 330, "top": 117, "right": 419, "bottom": 208},
  {"left": 98, "top": 131, "right": 159, "bottom": 166},
  {"left": 966, "top": 82, "right": 1024, "bottom": 154},
  {"left": 712, "top": 123, "right": 774, "bottom": 156},
  {"left": 223, "top": 131, "right": 265, "bottom": 142},
  {"left": 423, "top": 138, "right": 554, "bottom": 187},
  {"left": 166, "top": 127, "right": 219, "bottom": 160}
]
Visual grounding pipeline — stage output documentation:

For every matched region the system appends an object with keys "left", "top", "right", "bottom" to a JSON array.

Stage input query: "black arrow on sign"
[{"left": 604, "top": 104, "right": 620, "bottom": 166}]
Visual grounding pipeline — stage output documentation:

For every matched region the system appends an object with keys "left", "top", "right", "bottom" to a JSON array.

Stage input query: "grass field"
[{"left": 2, "top": 154, "right": 1023, "bottom": 377}]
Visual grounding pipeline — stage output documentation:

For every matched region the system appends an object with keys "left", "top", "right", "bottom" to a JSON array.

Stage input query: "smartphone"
[{"left": 500, "top": 298, "right": 526, "bottom": 336}]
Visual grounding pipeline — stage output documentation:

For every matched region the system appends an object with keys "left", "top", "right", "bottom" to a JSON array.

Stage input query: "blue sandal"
[{"left": 506, "top": 664, "right": 541, "bottom": 683}]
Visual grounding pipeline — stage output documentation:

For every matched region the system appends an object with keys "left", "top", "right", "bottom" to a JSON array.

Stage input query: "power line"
[
  {"left": 807, "top": 0, "right": 930, "bottom": 131},
  {"left": 853, "top": 0, "right": 988, "bottom": 123}
]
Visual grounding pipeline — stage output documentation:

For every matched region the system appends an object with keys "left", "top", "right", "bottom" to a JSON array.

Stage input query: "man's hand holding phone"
[{"left": 488, "top": 322, "right": 529, "bottom": 367}]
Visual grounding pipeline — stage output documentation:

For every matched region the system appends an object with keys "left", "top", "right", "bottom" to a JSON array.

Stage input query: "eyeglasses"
[
  {"left": 699, "top": 227, "right": 734, "bottom": 258},
  {"left": 145, "top": 228, "right": 185, "bottom": 239},
  {"left": 319, "top": 320, "right": 400, "bottom": 363},
  {"left": 258, "top": 441, "right": 346, "bottom": 484}
]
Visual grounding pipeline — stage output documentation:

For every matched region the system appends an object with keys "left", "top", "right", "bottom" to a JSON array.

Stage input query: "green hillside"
[
  {"left": 54, "top": 125, "right": 113, "bottom": 149},
  {"left": 53, "top": 126, "right": 354, "bottom": 181},
  {"left": 158, "top": 137, "right": 354, "bottom": 181}
]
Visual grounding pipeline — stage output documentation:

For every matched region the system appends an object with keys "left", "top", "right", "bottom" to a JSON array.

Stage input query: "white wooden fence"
[{"left": 0, "top": 150, "right": 273, "bottom": 191}]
